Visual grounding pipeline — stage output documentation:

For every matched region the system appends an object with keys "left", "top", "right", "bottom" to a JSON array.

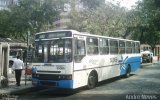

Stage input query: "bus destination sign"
[{"left": 36, "top": 31, "right": 72, "bottom": 39}]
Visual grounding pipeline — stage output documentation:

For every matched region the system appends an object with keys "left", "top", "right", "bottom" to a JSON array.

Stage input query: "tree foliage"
[
  {"left": 68, "top": 1, "right": 132, "bottom": 38},
  {"left": 68, "top": 0, "right": 160, "bottom": 50},
  {"left": 131, "top": 0, "right": 160, "bottom": 50},
  {"left": 0, "top": 0, "right": 160, "bottom": 48},
  {"left": 0, "top": 0, "right": 66, "bottom": 41},
  {"left": 0, "top": 10, "right": 11, "bottom": 38}
]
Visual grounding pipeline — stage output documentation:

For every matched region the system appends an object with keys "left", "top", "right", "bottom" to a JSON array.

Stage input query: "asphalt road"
[{"left": 8, "top": 63, "right": 160, "bottom": 100}]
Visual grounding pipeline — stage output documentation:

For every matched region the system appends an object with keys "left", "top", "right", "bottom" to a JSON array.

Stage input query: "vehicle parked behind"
[{"left": 141, "top": 50, "right": 153, "bottom": 63}]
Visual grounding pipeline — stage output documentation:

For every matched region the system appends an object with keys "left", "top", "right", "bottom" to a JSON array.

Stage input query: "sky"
[{"left": 106, "top": 0, "right": 139, "bottom": 9}]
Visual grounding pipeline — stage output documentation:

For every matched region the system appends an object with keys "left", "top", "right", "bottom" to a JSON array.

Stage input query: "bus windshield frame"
[{"left": 34, "top": 38, "right": 73, "bottom": 63}]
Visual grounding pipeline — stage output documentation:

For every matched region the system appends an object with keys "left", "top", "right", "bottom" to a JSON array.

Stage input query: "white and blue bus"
[{"left": 31, "top": 30, "right": 141, "bottom": 89}]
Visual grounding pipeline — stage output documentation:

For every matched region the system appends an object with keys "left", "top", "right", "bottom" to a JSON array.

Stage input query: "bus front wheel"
[
  {"left": 125, "top": 65, "right": 131, "bottom": 78},
  {"left": 87, "top": 73, "right": 97, "bottom": 89}
]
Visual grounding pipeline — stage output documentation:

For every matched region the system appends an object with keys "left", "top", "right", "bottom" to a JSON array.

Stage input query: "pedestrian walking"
[{"left": 12, "top": 55, "right": 24, "bottom": 86}]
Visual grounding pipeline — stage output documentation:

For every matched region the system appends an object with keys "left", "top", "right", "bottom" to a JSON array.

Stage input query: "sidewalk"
[
  {"left": 0, "top": 73, "right": 33, "bottom": 96},
  {"left": 0, "top": 80, "right": 32, "bottom": 94}
]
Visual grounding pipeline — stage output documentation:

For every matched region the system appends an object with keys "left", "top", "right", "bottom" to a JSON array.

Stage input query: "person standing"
[{"left": 12, "top": 56, "right": 24, "bottom": 86}]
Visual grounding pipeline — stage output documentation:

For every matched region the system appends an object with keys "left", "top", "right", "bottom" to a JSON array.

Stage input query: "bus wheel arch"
[
  {"left": 125, "top": 64, "right": 131, "bottom": 78},
  {"left": 87, "top": 70, "right": 98, "bottom": 89}
]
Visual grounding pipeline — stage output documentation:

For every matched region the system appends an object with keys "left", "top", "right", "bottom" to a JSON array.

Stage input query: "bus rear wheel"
[{"left": 87, "top": 73, "right": 97, "bottom": 89}]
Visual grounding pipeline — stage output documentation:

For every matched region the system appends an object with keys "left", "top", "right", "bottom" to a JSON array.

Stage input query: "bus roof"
[
  {"left": 35, "top": 30, "right": 139, "bottom": 42},
  {"left": 35, "top": 29, "right": 78, "bottom": 35}
]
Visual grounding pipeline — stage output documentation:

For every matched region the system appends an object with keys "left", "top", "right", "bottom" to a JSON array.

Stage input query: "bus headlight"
[
  {"left": 32, "top": 74, "right": 39, "bottom": 78},
  {"left": 66, "top": 75, "right": 72, "bottom": 80},
  {"left": 58, "top": 75, "right": 72, "bottom": 80},
  {"left": 58, "top": 76, "right": 61, "bottom": 79},
  {"left": 32, "top": 67, "right": 37, "bottom": 74}
]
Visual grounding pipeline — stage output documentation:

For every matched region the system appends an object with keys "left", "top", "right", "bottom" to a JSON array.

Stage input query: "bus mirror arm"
[{"left": 123, "top": 56, "right": 128, "bottom": 63}]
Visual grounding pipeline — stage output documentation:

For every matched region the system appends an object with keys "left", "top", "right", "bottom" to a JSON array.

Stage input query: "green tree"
[
  {"left": 131, "top": 0, "right": 160, "bottom": 50},
  {"left": 0, "top": 10, "right": 11, "bottom": 38},
  {"left": 0, "top": 0, "right": 66, "bottom": 41},
  {"left": 68, "top": 2, "right": 130, "bottom": 37}
]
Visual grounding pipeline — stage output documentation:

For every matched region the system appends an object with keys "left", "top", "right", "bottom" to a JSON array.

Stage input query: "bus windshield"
[
  {"left": 10, "top": 51, "right": 17, "bottom": 58},
  {"left": 10, "top": 49, "right": 23, "bottom": 58},
  {"left": 34, "top": 38, "right": 72, "bottom": 63}
]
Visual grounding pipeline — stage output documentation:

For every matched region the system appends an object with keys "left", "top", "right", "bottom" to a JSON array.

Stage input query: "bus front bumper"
[{"left": 32, "top": 78, "right": 73, "bottom": 89}]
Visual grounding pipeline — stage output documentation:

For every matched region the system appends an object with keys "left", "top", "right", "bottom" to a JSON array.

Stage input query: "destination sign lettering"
[
  {"left": 35, "top": 31, "right": 72, "bottom": 39},
  {"left": 39, "top": 34, "right": 45, "bottom": 39},
  {"left": 48, "top": 33, "right": 66, "bottom": 38}
]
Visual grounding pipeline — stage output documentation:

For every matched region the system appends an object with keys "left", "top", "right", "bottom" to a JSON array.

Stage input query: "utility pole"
[{"left": 25, "top": 30, "right": 30, "bottom": 85}]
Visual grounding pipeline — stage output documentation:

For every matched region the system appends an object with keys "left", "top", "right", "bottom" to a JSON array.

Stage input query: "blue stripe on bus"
[
  {"left": 120, "top": 56, "right": 141, "bottom": 75},
  {"left": 58, "top": 80, "right": 73, "bottom": 88},
  {"left": 32, "top": 78, "right": 73, "bottom": 89}
]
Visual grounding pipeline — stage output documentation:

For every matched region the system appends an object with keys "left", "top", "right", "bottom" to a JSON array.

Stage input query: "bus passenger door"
[
  {"left": 73, "top": 38, "right": 86, "bottom": 63},
  {"left": 73, "top": 36, "right": 87, "bottom": 88}
]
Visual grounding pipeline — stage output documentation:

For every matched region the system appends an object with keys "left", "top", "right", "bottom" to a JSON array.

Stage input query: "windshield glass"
[
  {"left": 34, "top": 39, "right": 72, "bottom": 63},
  {"left": 10, "top": 49, "right": 22, "bottom": 58},
  {"left": 10, "top": 51, "right": 17, "bottom": 57}
]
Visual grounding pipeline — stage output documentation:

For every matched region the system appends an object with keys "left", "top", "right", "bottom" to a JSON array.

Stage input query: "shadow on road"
[
  {"left": 15, "top": 74, "right": 138, "bottom": 100},
  {"left": 18, "top": 75, "right": 137, "bottom": 98},
  {"left": 97, "top": 74, "right": 135, "bottom": 87}
]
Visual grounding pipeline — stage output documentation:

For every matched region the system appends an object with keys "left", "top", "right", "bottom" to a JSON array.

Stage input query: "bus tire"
[
  {"left": 87, "top": 72, "right": 98, "bottom": 89},
  {"left": 125, "top": 65, "right": 131, "bottom": 78},
  {"left": 150, "top": 58, "right": 153, "bottom": 63}
]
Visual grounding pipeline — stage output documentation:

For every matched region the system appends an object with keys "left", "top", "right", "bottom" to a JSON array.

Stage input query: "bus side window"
[
  {"left": 135, "top": 42, "right": 140, "bottom": 53},
  {"left": 110, "top": 40, "right": 118, "bottom": 54},
  {"left": 132, "top": 42, "right": 136, "bottom": 53},
  {"left": 87, "top": 37, "right": 98, "bottom": 55},
  {"left": 126, "top": 41, "right": 132, "bottom": 54},
  {"left": 99, "top": 38, "right": 109, "bottom": 55},
  {"left": 119, "top": 41, "right": 125, "bottom": 54},
  {"left": 74, "top": 39, "right": 86, "bottom": 63}
]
